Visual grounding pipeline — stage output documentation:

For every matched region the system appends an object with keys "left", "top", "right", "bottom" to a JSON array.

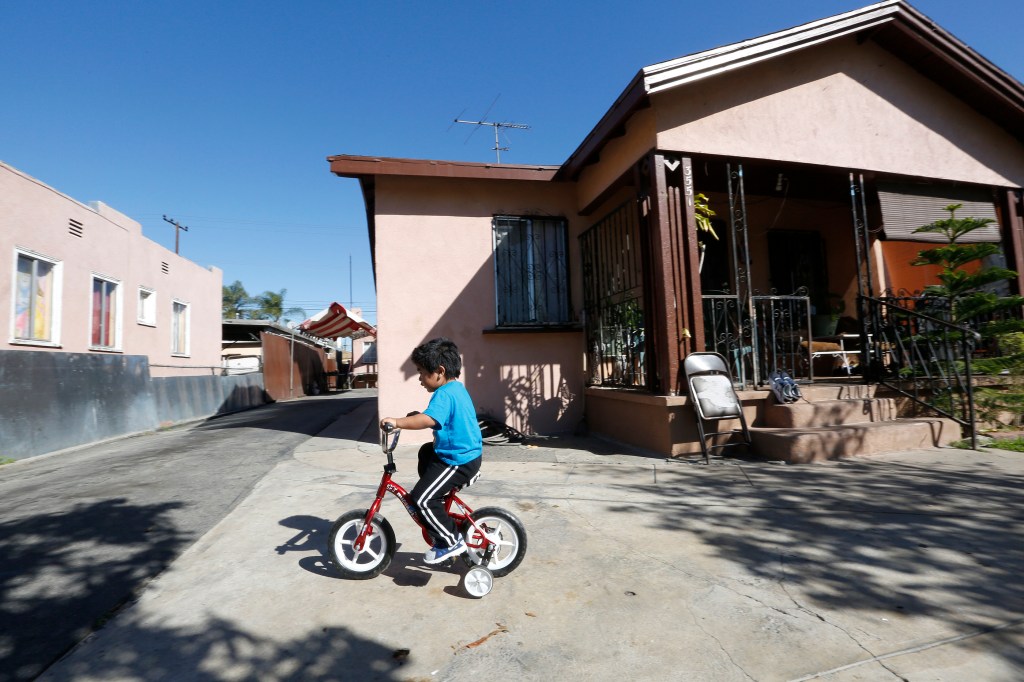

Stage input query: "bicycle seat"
[{"left": 452, "top": 472, "right": 481, "bottom": 492}]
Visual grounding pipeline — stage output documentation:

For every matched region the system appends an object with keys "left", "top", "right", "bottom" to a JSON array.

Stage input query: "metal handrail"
[{"left": 864, "top": 295, "right": 977, "bottom": 449}]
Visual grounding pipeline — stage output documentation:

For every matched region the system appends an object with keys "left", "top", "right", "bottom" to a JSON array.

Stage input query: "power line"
[{"left": 143, "top": 214, "right": 362, "bottom": 233}]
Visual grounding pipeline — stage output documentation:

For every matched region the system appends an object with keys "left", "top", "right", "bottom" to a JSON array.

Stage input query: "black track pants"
[{"left": 412, "top": 443, "right": 482, "bottom": 548}]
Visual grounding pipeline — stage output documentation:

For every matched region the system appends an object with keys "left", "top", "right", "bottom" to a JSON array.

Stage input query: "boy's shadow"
[{"left": 276, "top": 514, "right": 457, "bottom": 589}]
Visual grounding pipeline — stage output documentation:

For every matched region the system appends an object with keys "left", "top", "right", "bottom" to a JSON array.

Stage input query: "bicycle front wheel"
[
  {"left": 328, "top": 509, "right": 396, "bottom": 579},
  {"left": 462, "top": 507, "right": 527, "bottom": 577}
]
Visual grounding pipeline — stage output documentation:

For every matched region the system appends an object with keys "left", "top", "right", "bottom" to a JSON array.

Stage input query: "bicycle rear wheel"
[
  {"left": 329, "top": 509, "right": 396, "bottom": 579},
  {"left": 461, "top": 507, "right": 527, "bottom": 577}
]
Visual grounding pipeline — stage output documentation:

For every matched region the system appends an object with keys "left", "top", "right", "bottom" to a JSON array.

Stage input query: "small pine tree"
[
  {"left": 911, "top": 203, "right": 1024, "bottom": 327},
  {"left": 912, "top": 203, "right": 1024, "bottom": 428}
]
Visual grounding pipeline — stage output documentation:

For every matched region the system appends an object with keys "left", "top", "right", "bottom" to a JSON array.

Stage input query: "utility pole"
[{"left": 162, "top": 215, "right": 189, "bottom": 255}]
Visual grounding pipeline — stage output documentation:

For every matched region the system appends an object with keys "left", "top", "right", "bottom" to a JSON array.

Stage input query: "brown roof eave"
[
  {"left": 555, "top": 71, "right": 649, "bottom": 182},
  {"left": 327, "top": 154, "right": 560, "bottom": 182}
]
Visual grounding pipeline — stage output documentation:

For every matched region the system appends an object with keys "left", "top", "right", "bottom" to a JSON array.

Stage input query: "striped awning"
[
  {"left": 877, "top": 181, "right": 1001, "bottom": 243},
  {"left": 298, "top": 303, "right": 376, "bottom": 339}
]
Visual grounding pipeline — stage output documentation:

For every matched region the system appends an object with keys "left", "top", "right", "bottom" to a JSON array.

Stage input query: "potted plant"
[
  {"left": 695, "top": 193, "right": 718, "bottom": 273},
  {"left": 811, "top": 293, "right": 845, "bottom": 337}
]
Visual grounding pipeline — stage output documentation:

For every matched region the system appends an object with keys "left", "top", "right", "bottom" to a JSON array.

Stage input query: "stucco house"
[
  {"left": 2, "top": 161, "right": 222, "bottom": 366},
  {"left": 1, "top": 161, "right": 233, "bottom": 458},
  {"left": 327, "top": 1, "right": 1024, "bottom": 457}
]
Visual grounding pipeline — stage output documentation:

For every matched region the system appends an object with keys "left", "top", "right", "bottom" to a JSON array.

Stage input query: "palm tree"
[
  {"left": 222, "top": 280, "right": 252, "bottom": 319},
  {"left": 252, "top": 288, "right": 306, "bottom": 324}
]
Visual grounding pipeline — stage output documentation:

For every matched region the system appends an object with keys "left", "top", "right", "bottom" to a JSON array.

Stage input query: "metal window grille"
[
  {"left": 580, "top": 201, "right": 646, "bottom": 388},
  {"left": 493, "top": 216, "right": 569, "bottom": 325}
]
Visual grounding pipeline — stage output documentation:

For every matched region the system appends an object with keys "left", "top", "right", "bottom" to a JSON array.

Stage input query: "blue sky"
[{"left": 3, "top": 1, "right": 1022, "bottom": 326}]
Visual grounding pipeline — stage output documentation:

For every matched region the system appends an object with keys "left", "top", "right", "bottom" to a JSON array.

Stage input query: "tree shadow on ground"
[
  {"left": 615, "top": 454, "right": 1024, "bottom": 670},
  {"left": 0, "top": 498, "right": 188, "bottom": 682},
  {"left": 44, "top": 616, "right": 409, "bottom": 681}
]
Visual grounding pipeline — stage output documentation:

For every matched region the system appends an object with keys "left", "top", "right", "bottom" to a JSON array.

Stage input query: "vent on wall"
[
  {"left": 68, "top": 218, "right": 84, "bottom": 238},
  {"left": 161, "top": 262, "right": 170, "bottom": 274}
]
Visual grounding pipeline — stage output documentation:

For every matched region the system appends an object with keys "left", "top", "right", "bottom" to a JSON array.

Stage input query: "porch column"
[
  {"left": 644, "top": 153, "right": 704, "bottom": 395},
  {"left": 679, "top": 157, "right": 705, "bottom": 353},
  {"left": 1001, "top": 189, "right": 1024, "bottom": 299}
]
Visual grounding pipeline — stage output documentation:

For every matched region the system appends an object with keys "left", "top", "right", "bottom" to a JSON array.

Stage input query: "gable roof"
[{"left": 558, "top": 0, "right": 1024, "bottom": 180}]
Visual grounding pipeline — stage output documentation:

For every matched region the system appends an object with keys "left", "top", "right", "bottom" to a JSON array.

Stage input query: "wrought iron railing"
[
  {"left": 701, "top": 291, "right": 812, "bottom": 386},
  {"left": 753, "top": 293, "right": 813, "bottom": 384},
  {"left": 864, "top": 295, "right": 977, "bottom": 447},
  {"left": 702, "top": 294, "right": 748, "bottom": 385},
  {"left": 581, "top": 201, "right": 646, "bottom": 388}
]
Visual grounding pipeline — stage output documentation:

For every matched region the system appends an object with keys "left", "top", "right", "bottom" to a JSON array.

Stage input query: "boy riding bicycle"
[{"left": 380, "top": 337, "right": 482, "bottom": 565}]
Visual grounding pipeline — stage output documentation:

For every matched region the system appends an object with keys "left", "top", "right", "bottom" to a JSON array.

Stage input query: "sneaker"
[
  {"left": 780, "top": 371, "right": 802, "bottom": 402},
  {"left": 768, "top": 371, "right": 787, "bottom": 404},
  {"left": 423, "top": 536, "right": 467, "bottom": 565}
]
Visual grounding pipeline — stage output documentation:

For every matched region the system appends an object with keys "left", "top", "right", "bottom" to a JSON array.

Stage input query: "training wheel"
[{"left": 462, "top": 565, "right": 493, "bottom": 598}]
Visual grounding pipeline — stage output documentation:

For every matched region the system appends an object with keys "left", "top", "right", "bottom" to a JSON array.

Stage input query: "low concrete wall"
[
  {"left": 151, "top": 373, "right": 268, "bottom": 428},
  {"left": 0, "top": 350, "right": 268, "bottom": 460}
]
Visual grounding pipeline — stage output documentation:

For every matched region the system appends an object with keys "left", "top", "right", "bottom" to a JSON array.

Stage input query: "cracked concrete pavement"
[{"left": 39, "top": 399, "right": 1024, "bottom": 681}]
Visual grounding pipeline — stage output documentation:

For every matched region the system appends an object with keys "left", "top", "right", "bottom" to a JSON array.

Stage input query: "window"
[
  {"left": 13, "top": 251, "right": 61, "bottom": 344},
  {"left": 172, "top": 300, "right": 189, "bottom": 355},
  {"left": 91, "top": 275, "right": 121, "bottom": 349},
  {"left": 138, "top": 287, "right": 156, "bottom": 326},
  {"left": 492, "top": 215, "right": 570, "bottom": 326},
  {"left": 360, "top": 340, "right": 377, "bottom": 364}
]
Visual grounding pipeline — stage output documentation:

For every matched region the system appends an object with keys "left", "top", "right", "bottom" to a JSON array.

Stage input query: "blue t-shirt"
[{"left": 423, "top": 381, "right": 482, "bottom": 465}]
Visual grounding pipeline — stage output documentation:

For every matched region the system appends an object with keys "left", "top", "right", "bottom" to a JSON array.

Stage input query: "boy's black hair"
[{"left": 412, "top": 337, "right": 462, "bottom": 378}]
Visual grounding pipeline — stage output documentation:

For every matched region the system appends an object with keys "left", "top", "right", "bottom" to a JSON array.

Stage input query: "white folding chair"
[{"left": 683, "top": 352, "right": 752, "bottom": 463}]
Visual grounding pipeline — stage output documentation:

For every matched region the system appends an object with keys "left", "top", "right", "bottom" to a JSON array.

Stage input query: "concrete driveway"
[{"left": 39, "top": 401, "right": 1024, "bottom": 681}]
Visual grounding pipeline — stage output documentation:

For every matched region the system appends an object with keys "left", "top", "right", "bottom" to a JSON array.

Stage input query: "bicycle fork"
[{"left": 353, "top": 471, "right": 394, "bottom": 552}]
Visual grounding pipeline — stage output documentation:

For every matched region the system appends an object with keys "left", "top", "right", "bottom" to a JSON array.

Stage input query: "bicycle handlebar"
[{"left": 380, "top": 424, "right": 401, "bottom": 471}]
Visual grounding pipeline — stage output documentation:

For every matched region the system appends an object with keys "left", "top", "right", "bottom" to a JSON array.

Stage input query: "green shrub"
[{"left": 988, "top": 437, "right": 1024, "bottom": 452}]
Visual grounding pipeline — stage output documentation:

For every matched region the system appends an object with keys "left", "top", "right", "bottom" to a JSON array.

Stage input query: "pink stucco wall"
[
  {"left": 373, "top": 174, "right": 584, "bottom": 442},
  {"left": 1, "top": 162, "right": 223, "bottom": 375},
  {"left": 654, "top": 38, "right": 1024, "bottom": 187}
]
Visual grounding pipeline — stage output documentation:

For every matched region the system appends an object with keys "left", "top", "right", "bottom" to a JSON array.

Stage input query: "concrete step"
[
  {"left": 763, "top": 397, "right": 899, "bottom": 428},
  {"left": 794, "top": 382, "right": 879, "bottom": 401},
  {"left": 750, "top": 417, "right": 962, "bottom": 463}
]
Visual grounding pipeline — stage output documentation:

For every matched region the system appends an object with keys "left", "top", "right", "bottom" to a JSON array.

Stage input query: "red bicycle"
[{"left": 328, "top": 425, "right": 527, "bottom": 598}]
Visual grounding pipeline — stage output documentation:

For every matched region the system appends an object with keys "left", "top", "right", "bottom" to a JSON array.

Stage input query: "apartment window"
[
  {"left": 13, "top": 251, "right": 60, "bottom": 344},
  {"left": 172, "top": 300, "right": 190, "bottom": 355},
  {"left": 138, "top": 287, "right": 156, "bottom": 326},
  {"left": 91, "top": 275, "right": 121, "bottom": 349},
  {"left": 361, "top": 340, "right": 377, "bottom": 364},
  {"left": 493, "top": 215, "right": 570, "bottom": 326}
]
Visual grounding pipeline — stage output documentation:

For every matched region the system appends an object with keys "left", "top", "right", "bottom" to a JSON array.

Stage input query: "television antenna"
[{"left": 453, "top": 118, "right": 530, "bottom": 163}]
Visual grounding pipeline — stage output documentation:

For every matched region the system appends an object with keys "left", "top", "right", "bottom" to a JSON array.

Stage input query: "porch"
[
  {"left": 579, "top": 152, "right": 1024, "bottom": 459},
  {"left": 586, "top": 378, "right": 961, "bottom": 463}
]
